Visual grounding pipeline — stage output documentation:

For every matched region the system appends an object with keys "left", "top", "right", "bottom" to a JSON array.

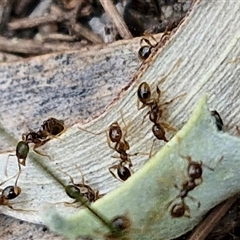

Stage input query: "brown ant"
[
  {"left": 137, "top": 59, "right": 184, "bottom": 142},
  {"left": 107, "top": 117, "right": 138, "bottom": 181},
  {"left": 59, "top": 165, "right": 102, "bottom": 205},
  {"left": 79, "top": 112, "right": 138, "bottom": 182},
  {"left": 167, "top": 153, "right": 223, "bottom": 218}
]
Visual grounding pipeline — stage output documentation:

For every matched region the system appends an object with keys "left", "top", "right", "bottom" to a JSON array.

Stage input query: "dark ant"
[
  {"left": 138, "top": 31, "right": 170, "bottom": 61},
  {"left": 105, "top": 214, "right": 131, "bottom": 239},
  {"left": 59, "top": 165, "right": 102, "bottom": 205},
  {"left": 137, "top": 60, "right": 184, "bottom": 142},
  {"left": 0, "top": 185, "right": 21, "bottom": 209},
  {"left": 211, "top": 110, "right": 224, "bottom": 131},
  {"left": 0, "top": 174, "right": 21, "bottom": 209},
  {"left": 167, "top": 154, "right": 223, "bottom": 218},
  {"left": 138, "top": 36, "right": 157, "bottom": 61},
  {"left": 40, "top": 117, "right": 65, "bottom": 137}
]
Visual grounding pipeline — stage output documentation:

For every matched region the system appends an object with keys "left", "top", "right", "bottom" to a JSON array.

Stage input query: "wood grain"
[{"left": 0, "top": 0, "right": 240, "bottom": 239}]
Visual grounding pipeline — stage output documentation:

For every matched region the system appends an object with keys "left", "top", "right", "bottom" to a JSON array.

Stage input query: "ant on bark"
[
  {"left": 78, "top": 112, "right": 138, "bottom": 181},
  {"left": 138, "top": 31, "right": 170, "bottom": 61},
  {"left": 137, "top": 59, "right": 184, "bottom": 142}
]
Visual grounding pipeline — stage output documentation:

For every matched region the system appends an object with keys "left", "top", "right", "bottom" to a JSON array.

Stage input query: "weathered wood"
[{"left": 0, "top": 0, "right": 240, "bottom": 239}]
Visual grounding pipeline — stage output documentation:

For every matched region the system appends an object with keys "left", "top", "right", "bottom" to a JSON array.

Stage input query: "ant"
[
  {"left": 107, "top": 120, "right": 136, "bottom": 181},
  {"left": 211, "top": 110, "right": 224, "bottom": 131},
  {"left": 59, "top": 165, "right": 102, "bottom": 205},
  {"left": 105, "top": 214, "right": 131, "bottom": 239},
  {"left": 12, "top": 118, "right": 64, "bottom": 166},
  {"left": 137, "top": 59, "right": 184, "bottom": 142},
  {"left": 167, "top": 153, "right": 223, "bottom": 218},
  {"left": 138, "top": 31, "right": 170, "bottom": 61},
  {"left": 0, "top": 174, "right": 21, "bottom": 209},
  {"left": 79, "top": 112, "right": 138, "bottom": 182},
  {"left": 138, "top": 36, "right": 157, "bottom": 61}
]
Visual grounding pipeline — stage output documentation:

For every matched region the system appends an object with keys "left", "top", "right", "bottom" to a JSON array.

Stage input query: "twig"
[
  {"left": 98, "top": 0, "right": 133, "bottom": 39},
  {"left": 40, "top": 33, "right": 77, "bottom": 42},
  {"left": 0, "top": 36, "right": 85, "bottom": 55},
  {"left": 8, "top": 4, "right": 103, "bottom": 44},
  {"left": 8, "top": 14, "right": 62, "bottom": 30},
  {"left": 0, "top": 52, "right": 23, "bottom": 62},
  {"left": 187, "top": 195, "right": 239, "bottom": 240}
]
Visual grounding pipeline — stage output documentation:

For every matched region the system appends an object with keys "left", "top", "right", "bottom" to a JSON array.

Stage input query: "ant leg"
[
  {"left": 141, "top": 110, "right": 151, "bottom": 125},
  {"left": 33, "top": 144, "right": 52, "bottom": 160},
  {"left": 140, "top": 38, "right": 153, "bottom": 47},
  {"left": 159, "top": 93, "right": 186, "bottom": 109},
  {"left": 78, "top": 126, "right": 106, "bottom": 136},
  {"left": 14, "top": 168, "right": 22, "bottom": 186},
  {"left": 157, "top": 59, "right": 182, "bottom": 87},
  {"left": 188, "top": 194, "right": 201, "bottom": 208},
  {"left": 160, "top": 122, "right": 177, "bottom": 132},
  {"left": 137, "top": 99, "right": 148, "bottom": 110},
  {"left": 108, "top": 165, "right": 120, "bottom": 181},
  {"left": 5, "top": 154, "right": 15, "bottom": 177},
  {"left": 57, "top": 168, "right": 76, "bottom": 185},
  {"left": 75, "top": 165, "right": 85, "bottom": 186}
]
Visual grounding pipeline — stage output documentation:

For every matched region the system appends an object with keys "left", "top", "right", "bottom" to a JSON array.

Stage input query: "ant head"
[
  {"left": 16, "top": 141, "right": 29, "bottom": 165},
  {"left": 188, "top": 162, "right": 202, "bottom": 180},
  {"left": 111, "top": 215, "right": 131, "bottom": 231},
  {"left": 170, "top": 202, "right": 187, "bottom": 218},
  {"left": 152, "top": 123, "right": 167, "bottom": 142},
  {"left": 2, "top": 185, "right": 21, "bottom": 200},
  {"left": 138, "top": 46, "right": 152, "bottom": 60},
  {"left": 117, "top": 165, "right": 131, "bottom": 181},
  {"left": 65, "top": 185, "right": 81, "bottom": 199},
  {"left": 137, "top": 82, "right": 152, "bottom": 104},
  {"left": 109, "top": 122, "right": 122, "bottom": 142}
]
